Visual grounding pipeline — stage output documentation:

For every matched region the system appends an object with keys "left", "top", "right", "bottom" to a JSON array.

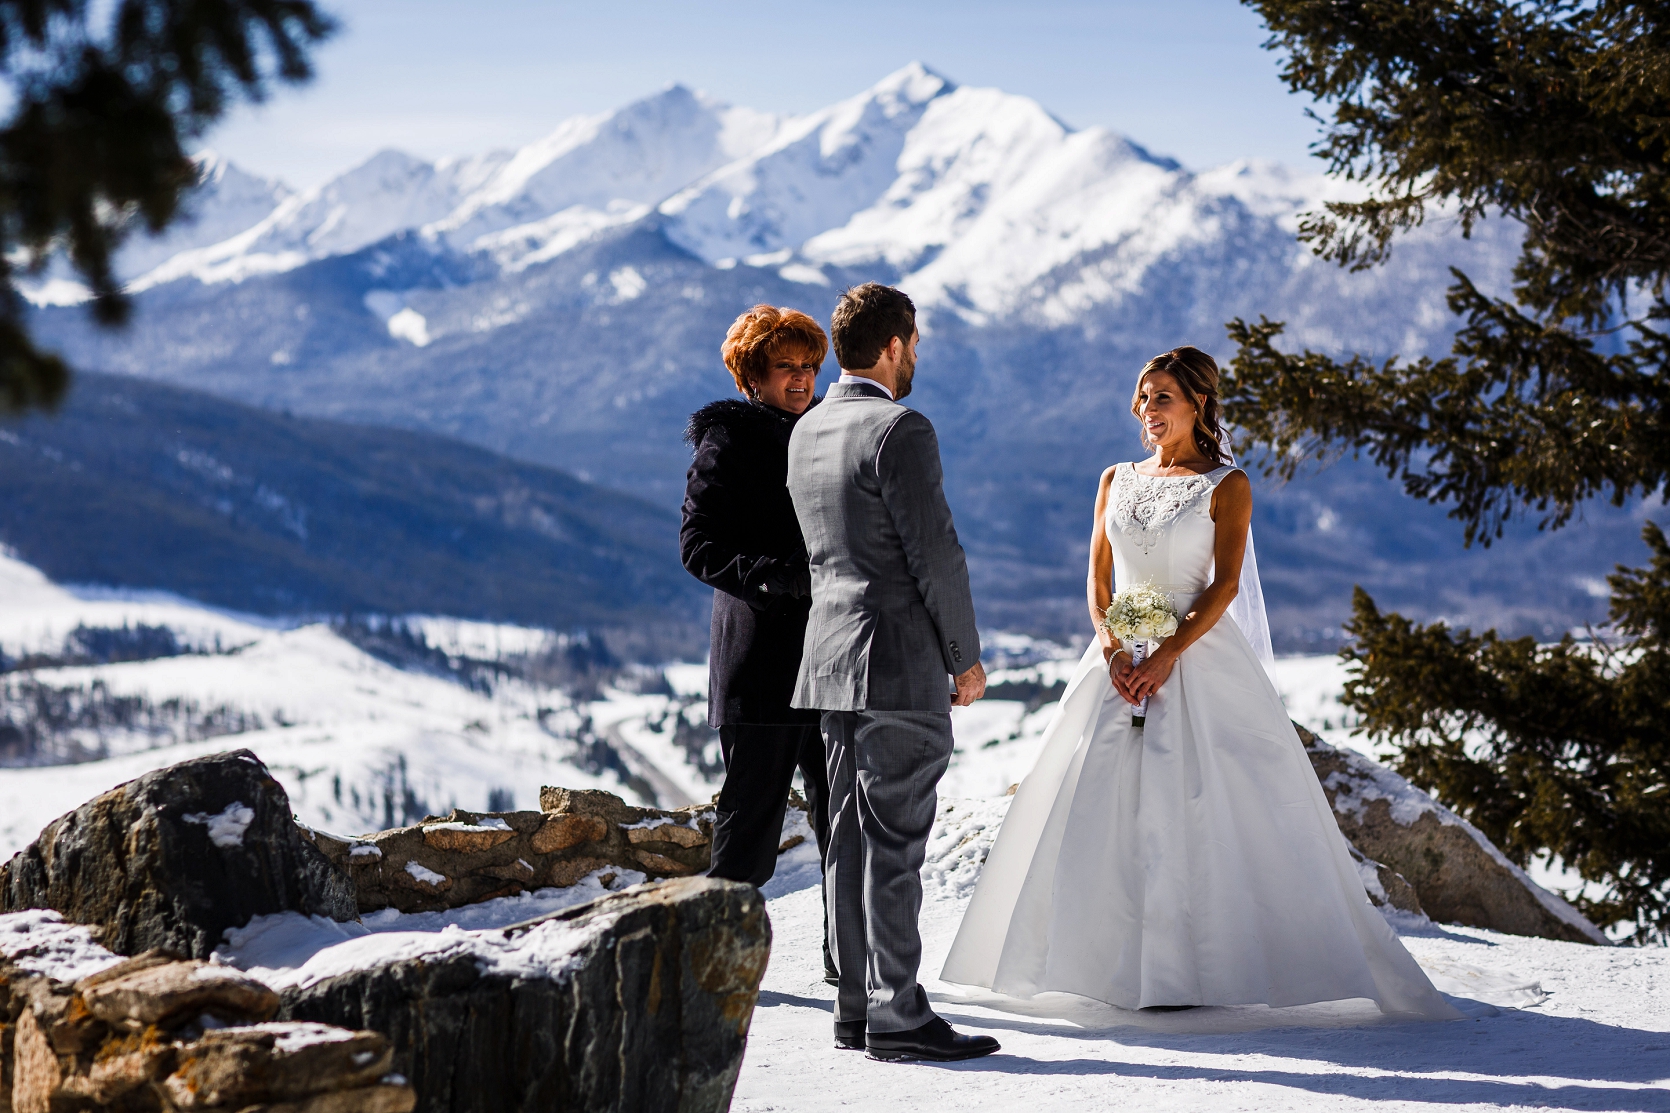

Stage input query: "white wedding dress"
[{"left": 941, "top": 463, "right": 1460, "bottom": 1020}]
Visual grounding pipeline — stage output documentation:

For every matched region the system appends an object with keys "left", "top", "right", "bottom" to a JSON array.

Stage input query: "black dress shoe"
[
  {"left": 865, "top": 1017, "right": 1000, "bottom": 1062},
  {"left": 833, "top": 1019, "right": 865, "bottom": 1050}
]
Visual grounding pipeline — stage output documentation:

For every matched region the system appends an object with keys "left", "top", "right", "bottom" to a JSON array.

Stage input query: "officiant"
[{"left": 681, "top": 304, "right": 834, "bottom": 979}]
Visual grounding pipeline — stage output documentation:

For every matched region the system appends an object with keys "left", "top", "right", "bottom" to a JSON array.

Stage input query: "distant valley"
[{"left": 0, "top": 373, "right": 702, "bottom": 634}]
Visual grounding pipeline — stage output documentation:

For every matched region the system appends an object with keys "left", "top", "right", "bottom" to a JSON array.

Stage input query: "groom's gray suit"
[{"left": 788, "top": 378, "right": 979, "bottom": 1033}]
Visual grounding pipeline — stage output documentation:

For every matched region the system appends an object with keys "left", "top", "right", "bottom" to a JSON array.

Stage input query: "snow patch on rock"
[
  {"left": 424, "top": 818, "right": 512, "bottom": 834},
  {"left": 216, "top": 868, "right": 640, "bottom": 991},
  {"left": 183, "top": 802, "right": 256, "bottom": 848},
  {"left": 0, "top": 909, "right": 124, "bottom": 983},
  {"left": 404, "top": 861, "right": 446, "bottom": 886}
]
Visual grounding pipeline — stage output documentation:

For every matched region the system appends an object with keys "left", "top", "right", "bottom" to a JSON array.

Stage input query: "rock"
[
  {"left": 1, "top": 910, "right": 414, "bottom": 1113},
  {"left": 79, "top": 1026, "right": 174, "bottom": 1104},
  {"left": 308, "top": 790, "right": 715, "bottom": 915},
  {"left": 0, "top": 750, "right": 358, "bottom": 959},
  {"left": 1346, "top": 844, "right": 1424, "bottom": 916},
  {"left": 241, "top": 1079, "right": 417, "bottom": 1113},
  {"left": 625, "top": 823, "right": 707, "bottom": 849},
  {"left": 279, "top": 876, "right": 770, "bottom": 1113},
  {"left": 529, "top": 814, "right": 607, "bottom": 855},
  {"left": 164, "top": 1023, "right": 392, "bottom": 1109},
  {"left": 11, "top": 1010, "right": 57, "bottom": 1113},
  {"left": 79, "top": 956, "right": 279, "bottom": 1030},
  {"left": 1298, "top": 723, "right": 1608, "bottom": 944},
  {"left": 419, "top": 825, "right": 517, "bottom": 854},
  {"left": 631, "top": 850, "right": 690, "bottom": 874}
]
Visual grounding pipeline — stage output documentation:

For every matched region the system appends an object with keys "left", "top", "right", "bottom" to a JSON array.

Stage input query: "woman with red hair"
[{"left": 681, "top": 304, "right": 834, "bottom": 980}]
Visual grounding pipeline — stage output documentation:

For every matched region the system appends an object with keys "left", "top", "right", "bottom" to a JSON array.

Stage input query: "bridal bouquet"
[
  {"left": 1101, "top": 581, "right": 1179, "bottom": 645},
  {"left": 1101, "top": 582, "right": 1178, "bottom": 724}
]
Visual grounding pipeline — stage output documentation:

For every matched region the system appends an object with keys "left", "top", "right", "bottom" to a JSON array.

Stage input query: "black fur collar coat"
[{"left": 681, "top": 396, "right": 820, "bottom": 726}]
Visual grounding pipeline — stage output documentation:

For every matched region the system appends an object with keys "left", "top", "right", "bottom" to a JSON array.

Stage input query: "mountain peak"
[{"left": 868, "top": 61, "right": 955, "bottom": 104}]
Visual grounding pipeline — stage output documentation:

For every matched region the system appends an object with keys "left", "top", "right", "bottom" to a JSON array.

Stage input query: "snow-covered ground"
[
  {"left": 4, "top": 552, "right": 1668, "bottom": 1111},
  {"left": 739, "top": 828, "right": 1670, "bottom": 1113},
  {"left": 201, "top": 807, "right": 1670, "bottom": 1113}
]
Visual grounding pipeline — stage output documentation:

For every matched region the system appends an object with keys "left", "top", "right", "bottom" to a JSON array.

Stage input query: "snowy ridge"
[
  {"left": 0, "top": 548, "right": 280, "bottom": 660},
  {"left": 129, "top": 149, "right": 507, "bottom": 291},
  {"left": 0, "top": 547, "right": 658, "bottom": 852},
  {"left": 429, "top": 85, "right": 783, "bottom": 255},
  {"left": 121, "top": 84, "right": 784, "bottom": 291},
  {"left": 94, "top": 62, "right": 1354, "bottom": 328}
]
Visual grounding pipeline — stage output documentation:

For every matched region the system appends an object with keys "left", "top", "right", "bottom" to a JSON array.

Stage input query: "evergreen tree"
[
  {"left": 1228, "top": 0, "right": 1670, "bottom": 939},
  {"left": 0, "top": 0, "right": 334, "bottom": 411}
]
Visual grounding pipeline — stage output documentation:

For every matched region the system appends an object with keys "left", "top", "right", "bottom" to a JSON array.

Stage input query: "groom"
[{"left": 787, "top": 283, "right": 999, "bottom": 1062}]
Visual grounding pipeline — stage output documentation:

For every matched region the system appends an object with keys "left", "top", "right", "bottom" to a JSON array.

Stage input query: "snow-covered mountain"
[
  {"left": 119, "top": 154, "right": 295, "bottom": 281},
  {"left": 30, "top": 62, "right": 1629, "bottom": 646},
  {"left": 658, "top": 64, "right": 1312, "bottom": 326},
  {"left": 104, "top": 64, "right": 1378, "bottom": 327},
  {"left": 122, "top": 83, "right": 783, "bottom": 290},
  {"left": 23, "top": 65, "right": 1310, "bottom": 323}
]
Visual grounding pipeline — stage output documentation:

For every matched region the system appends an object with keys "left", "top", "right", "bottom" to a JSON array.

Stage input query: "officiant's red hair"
[
  {"left": 721, "top": 305, "right": 828, "bottom": 396},
  {"left": 1132, "top": 346, "right": 1233, "bottom": 464}
]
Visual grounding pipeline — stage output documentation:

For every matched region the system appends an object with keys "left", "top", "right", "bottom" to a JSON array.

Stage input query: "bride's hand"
[
  {"left": 1125, "top": 649, "right": 1177, "bottom": 703},
  {"left": 1107, "top": 650, "right": 1141, "bottom": 705}
]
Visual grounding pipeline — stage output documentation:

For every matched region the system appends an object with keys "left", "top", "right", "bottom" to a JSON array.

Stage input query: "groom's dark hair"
[{"left": 831, "top": 283, "right": 915, "bottom": 371}]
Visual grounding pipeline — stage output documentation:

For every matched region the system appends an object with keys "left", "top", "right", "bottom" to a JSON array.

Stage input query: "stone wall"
[
  {"left": 304, "top": 788, "right": 715, "bottom": 915},
  {"left": 0, "top": 753, "right": 769, "bottom": 1113}
]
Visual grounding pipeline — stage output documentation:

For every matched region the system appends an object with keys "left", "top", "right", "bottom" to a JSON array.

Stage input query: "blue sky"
[{"left": 206, "top": 0, "right": 1325, "bottom": 189}]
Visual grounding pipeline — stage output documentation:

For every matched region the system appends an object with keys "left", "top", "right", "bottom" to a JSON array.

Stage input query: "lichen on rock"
[{"left": 0, "top": 910, "right": 413, "bottom": 1113}]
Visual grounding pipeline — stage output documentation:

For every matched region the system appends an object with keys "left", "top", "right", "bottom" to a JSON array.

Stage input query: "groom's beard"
[{"left": 893, "top": 348, "right": 916, "bottom": 400}]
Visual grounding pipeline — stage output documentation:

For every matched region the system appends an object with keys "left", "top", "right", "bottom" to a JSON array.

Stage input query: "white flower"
[{"left": 1101, "top": 581, "right": 1179, "bottom": 645}]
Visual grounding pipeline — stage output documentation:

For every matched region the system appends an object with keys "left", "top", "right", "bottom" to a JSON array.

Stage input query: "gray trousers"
[{"left": 821, "top": 709, "right": 955, "bottom": 1033}]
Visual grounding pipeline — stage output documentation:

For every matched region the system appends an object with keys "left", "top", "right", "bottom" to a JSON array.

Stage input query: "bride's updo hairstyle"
[{"left": 1131, "top": 346, "right": 1232, "bottom": 464}]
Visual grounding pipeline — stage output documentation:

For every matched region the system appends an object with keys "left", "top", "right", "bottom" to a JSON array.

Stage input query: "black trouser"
[{"left": 709, "top": 723, "right": 834, "bottom": 974}]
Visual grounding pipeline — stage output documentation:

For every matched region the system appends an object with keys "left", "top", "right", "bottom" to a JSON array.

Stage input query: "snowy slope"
[
  {"left": 119, "top": 154, "right": 296, "bottom": 282},
  {"left": 0, "top": 551, "right": 653, "bottom": 851},
  {"left": 130, "top": 149, "right": 509, "bottom": 289},
  {"left": 109, "top": 62, "right": 1374, "bottom": 328},
  {"left": 13, "top": 152, "right": 292, "bottom": 305},
  {"left": 431, "top": 85, "right": 782, "bottom": 268},
  {"left": 737, "top": 844, "right": 1667, "bottom": 1112},
  {"left": 122, "top": 84, "right": 782, "bottom": 289},
  {"left": 658, "top": 63, "right": 1337, "bottom": 325}
]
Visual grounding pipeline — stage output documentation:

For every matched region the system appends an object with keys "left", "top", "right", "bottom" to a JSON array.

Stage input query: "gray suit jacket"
[{"left": 787, "top": 381, "right": 980, "bottom": 712}]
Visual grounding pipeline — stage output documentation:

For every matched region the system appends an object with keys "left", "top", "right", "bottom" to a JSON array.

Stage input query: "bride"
[{"left": 941, "top": 346, "right": 1460, "bottom": 1020}]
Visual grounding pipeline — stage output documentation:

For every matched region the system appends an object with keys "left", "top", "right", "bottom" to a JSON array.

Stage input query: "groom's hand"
[{"left": 952, "top": 661, "right": 986, "bottom": 706}]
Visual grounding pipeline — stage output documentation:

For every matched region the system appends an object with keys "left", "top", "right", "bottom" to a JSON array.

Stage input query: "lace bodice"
[{"left": 1105, "top": 462, "right": 1237, "bottom": 593}]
